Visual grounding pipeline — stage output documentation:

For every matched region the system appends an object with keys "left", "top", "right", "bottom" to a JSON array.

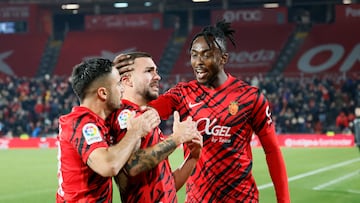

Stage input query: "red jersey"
[
  {"left": 149, "top": 74, "right": 289, "bottom": 203},
  {"left": 106, "top": 99, "right": 177, "bottom": 203},
  {"left": 56, "top": 106, "right": 112, "bottom": 203}
]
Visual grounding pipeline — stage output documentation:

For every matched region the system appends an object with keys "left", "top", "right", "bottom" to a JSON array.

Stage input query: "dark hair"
[
  {"left": 126, "top": 51, "right": 152, "bottom": 60},
  {"left": 189, "top": 19, "right": 236, "bottom": 53},
  {"left": 70, "top": 58, "right": 113, "bottom": 101},
  {"left": 116, "top": 52, "right": 152, "bottom": 75}
]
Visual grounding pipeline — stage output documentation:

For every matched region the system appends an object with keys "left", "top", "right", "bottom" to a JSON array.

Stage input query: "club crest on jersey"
[
  {"left": 228, "top": 101, "right": 239, "bottom": 115},
  {"left": 82, "top": 123, "right": 102, "bottom": 145},
  {"left": 118, "top": 109, "right": 135, "bottom": 129}
]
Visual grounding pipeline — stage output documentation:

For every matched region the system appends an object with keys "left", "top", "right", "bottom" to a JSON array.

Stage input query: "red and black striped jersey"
[
  {"left": 56, "top": 106, "right": 112, "bottom": 203},
  {"left": 107, "top": 99, "right": 177, "bottom": 203},
  {"left": 149, "top": 74, "right": 279, "bottom": 202}
]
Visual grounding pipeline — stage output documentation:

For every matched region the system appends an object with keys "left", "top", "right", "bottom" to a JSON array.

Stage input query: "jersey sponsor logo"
[
  {"left": 189, "top": 102, "right": 203, "bottom": 108},
  {"left": 82, "top": 123, "right": 102, "bottom": 145},
  {"left": 197, "top": 118, "right": 231, "bottom": 137},
  {"left": 228, "top": 101, "right": 239, "bottom": 115},
  {"left": 117, "top": 109, "right": 135, "bottom": 129},
  {"left": 196, "top": 118, "right": 232, "bottom": 143}
]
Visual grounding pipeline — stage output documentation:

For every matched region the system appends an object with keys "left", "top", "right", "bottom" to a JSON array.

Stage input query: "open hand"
[
  {"left": 172, "top": 111, "right": 200, "bottom": 145},
  {"left": 126, "top": 108, "right": 160, "bottom": 138}
]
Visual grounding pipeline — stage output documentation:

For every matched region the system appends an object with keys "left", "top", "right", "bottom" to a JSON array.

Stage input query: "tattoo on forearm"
[{"left": 125, "top": 139, "right": 177, "bottom": 174}]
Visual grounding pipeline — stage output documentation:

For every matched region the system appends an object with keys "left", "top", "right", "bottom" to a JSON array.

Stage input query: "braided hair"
[{"left": 189, "top": 19, "right": 236, "bottom": 53}]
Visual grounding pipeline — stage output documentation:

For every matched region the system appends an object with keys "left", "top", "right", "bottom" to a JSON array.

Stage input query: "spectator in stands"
[
  {"left": 0, "top": 119, "right": 6, "bottom": 137},
  {"left": 114, "top": 20, "right": 290, "bottom": 203},
  {"left": 56, "top": 57, "right": 160, "bottom": 202},
  {"left": 31, "top": 121, "right": 42, "bottom": 138},
  {"left": 250, "top": 75, "right": 260, "bottom": 87},
  {"left": 355, "top": 84, "right": 360, "bottom": 106},
  {"left": 336, "top": 111, "right": 349, "bottom": 133}
]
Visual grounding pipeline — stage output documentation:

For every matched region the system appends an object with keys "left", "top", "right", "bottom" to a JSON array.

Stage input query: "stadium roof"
[{"left": 2, "top": 0, "right": 346, "bottom": 14}]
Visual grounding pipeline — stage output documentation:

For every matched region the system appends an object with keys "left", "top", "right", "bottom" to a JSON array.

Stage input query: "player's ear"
[
  {"left": 221, "top": 52, "right": 229, "bottom": 65},
  {"left": 120, "top": 73, "right": 133, "bottom": 87},
  {"left": 97, "top": 87, "right": 107, "bottom": 100}
]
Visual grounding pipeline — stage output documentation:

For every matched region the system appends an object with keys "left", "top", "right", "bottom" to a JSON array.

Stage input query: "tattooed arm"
[
  {"left": 125, "top": 138, "right": 178, "bottom": 176},
  {"left": 123, "top": 111, "right": 200, "bottom": 176},
  {"left": 87, "top": 108, "right": 159, "bottom": 177}
]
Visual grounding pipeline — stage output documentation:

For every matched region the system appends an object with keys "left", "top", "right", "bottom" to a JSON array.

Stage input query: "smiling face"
[{"left": 190, "top": 36, "right": 228, "bottom": 88}]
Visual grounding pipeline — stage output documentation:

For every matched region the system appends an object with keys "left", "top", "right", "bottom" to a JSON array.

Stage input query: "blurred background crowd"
[
  {"left": 0, "top": 0, "right": 359, "bottom": 139},
  {"left": 1, "top": 73, "right": 359, "bottom": 138}
]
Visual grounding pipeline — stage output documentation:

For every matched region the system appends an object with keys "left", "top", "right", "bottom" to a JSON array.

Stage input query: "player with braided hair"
[{"left": 114, "top": 20, "right": 290, "bottom": 203}]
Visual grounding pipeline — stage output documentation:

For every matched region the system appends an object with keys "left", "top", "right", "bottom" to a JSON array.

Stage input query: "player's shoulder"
[
  {"left": 60, "top": 107, "right": 93, "bottom": 123},
  {"left": 173, "top": 80, "right": 197, "bottom": 88},
  {"left": 59, "top": 107, "right": 102, "bottom": 141},
  {"left": 164, "top": 80, "right": 197, "bottom": 95},
  {"left": 107, "top": 104, "right": 135, "bottom": 122},
  {"left": 231, "top": 76, "right": 259, "bottom": 92}
]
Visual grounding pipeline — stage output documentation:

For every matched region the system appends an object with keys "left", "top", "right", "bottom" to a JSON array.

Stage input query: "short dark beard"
[{"left": 144, "top": 91, "right": 158, "bottom": 102}]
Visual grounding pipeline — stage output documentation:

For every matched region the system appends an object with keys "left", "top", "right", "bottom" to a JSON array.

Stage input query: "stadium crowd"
[{"left": 0, "top": 73, "right": 359, "bottom": 138}]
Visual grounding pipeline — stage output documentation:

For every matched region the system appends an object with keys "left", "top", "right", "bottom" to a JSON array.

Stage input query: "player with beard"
[
  {"left": 106, "top": 52, "right": 202, "bottom": 203},
  {"left": 56, "top": 58, "right": 160, "bottom": 202},
  {"left": 114, "top": 20, "right": 290, "bottom": 203}
]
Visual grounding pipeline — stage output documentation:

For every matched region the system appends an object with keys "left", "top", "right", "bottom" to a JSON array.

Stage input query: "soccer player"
[
  {"left": 114, "top": 20, "right": 290, "bottom": 202},
  {"left": 106, "top": 52, "right": 202, "bottom": 203},
  {"left": 56, "top": 58, "right": 160, "bottom": 202}
]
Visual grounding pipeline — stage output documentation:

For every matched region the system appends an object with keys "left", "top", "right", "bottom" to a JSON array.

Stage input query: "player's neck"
[
  {"left": 81, "top": 100, "right": 107, "bottom": 120},
  {"left": 206, "top": 71, "right": 228, "bottom": 89},
  {"left": 123, "top": 94, "right": 147, "bottom": 106}
]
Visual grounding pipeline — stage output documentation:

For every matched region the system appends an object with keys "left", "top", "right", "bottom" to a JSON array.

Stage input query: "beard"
[
  {"left": 144, "top": 90, "right": 158, "bottom": 102},
  {"left": 107, "top": 98, "right": 122, "bottom": 112}
]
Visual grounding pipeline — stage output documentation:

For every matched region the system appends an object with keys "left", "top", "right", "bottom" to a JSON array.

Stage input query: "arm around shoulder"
[
  {"left": 87, "top": 129, "right": 143, "bottom": 177},
  {"left": 87, "top": 109, "right": 161, "bottom": 177}
]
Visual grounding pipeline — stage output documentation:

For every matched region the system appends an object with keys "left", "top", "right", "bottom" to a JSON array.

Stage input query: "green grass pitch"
[{"left": 0, "top": 147, "right": 359, "bottom": 203}]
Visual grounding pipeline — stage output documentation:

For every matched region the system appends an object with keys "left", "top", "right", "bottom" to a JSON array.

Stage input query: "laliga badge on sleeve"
[
  {"left": 118, "top": 109, "right": 135, "bottom": 129},
  {"left": 82, "top": 123, "right": 103, "bottom": 145}
]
